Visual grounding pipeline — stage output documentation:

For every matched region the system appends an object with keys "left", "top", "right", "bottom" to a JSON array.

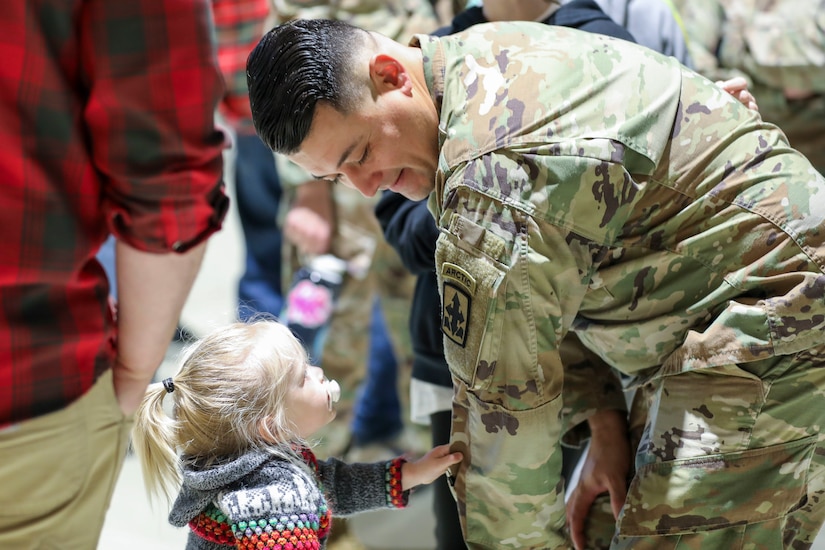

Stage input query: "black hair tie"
[{"left": 162, "top": 378, "right": 175, "bottom": 394}]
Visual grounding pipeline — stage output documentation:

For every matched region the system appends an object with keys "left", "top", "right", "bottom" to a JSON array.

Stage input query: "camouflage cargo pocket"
[
  {"left": 452, "top": 384, "right": 566, "bottom": 548},
  {"left": 617, "top": 435, "right": 816, "bottom": 538}
]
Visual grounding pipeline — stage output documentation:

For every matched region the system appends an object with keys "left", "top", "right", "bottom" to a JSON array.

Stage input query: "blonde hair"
[{"left": 131, "top": 320, "right": 308, "bottom": 503}]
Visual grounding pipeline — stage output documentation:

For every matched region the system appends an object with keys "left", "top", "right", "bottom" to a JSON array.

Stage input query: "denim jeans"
[
  {"left": 350, "top": 298, "right": 404, "bottom": 445},
  {"left": 97, "top": 235, "right": 117, "bottom": 298},
  {"left": 234, "top": 132, "right": 284, "bottom": 321}
]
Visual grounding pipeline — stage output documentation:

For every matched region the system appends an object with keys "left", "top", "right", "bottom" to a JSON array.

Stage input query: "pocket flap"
[{"left": 619, "top": 436, "right": 816, "bottom": 536}]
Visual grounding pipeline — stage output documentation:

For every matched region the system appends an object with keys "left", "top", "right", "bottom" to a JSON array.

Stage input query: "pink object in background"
[{"left": 286, "top": 279, "right": 334, "bottom": 328}]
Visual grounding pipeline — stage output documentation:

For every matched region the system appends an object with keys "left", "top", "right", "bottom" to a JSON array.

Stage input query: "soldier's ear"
[{"left": 369, "top": 54, "right": 412, "bottom": 95}]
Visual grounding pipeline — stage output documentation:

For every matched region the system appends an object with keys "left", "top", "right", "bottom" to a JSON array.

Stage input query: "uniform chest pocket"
[{"left": 435, "top": 228, "right": 509, "bottom": 393}]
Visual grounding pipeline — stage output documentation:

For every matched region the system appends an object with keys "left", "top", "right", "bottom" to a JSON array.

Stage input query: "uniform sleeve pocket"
[
  {"left": 435, "top": 222, "right": 508, "bottom": 392},
  {"left": 451, "top": 387, "right": 564, "bottom": 547},
  {"left": 618, "top": 435, "right": 816, "bottom": 537}
]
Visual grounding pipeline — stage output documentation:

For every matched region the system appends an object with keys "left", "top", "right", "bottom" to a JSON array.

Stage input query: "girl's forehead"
[
  {"left": 284, "top": 343, "right": 309, "bottom": 377},
  {"left": 258, "top": 326, "right": 306, "bottom": 376}
]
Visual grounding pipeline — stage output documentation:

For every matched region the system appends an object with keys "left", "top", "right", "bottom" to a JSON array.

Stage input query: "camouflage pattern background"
[
  {"left": 673, "top": 0, "right": 825, "bottom": 175},
  {"left": 267, "top": 0, "right": 440, "bottom": 40},
  {"left": 267, "top": 0, "right": 440, "bottom": 456},
  {"left": 416, "top": 21, "right": 825, "bottom": 548}
]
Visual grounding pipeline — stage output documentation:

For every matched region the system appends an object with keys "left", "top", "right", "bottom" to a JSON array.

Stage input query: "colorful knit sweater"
[{"left": 169, "top": 448, "right": 408, "bottom": 549}]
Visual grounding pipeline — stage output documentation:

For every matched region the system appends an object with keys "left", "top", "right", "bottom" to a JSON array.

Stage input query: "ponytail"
[
  {"left": 131, "top": 381, "right": 181, "bottom": 505},
  {"left": 130, "top": 320, "right": 314, "bottom": 506}
]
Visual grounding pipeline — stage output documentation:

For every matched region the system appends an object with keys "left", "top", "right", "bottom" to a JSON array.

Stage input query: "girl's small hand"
[{"left": 401, "top": 444, "right": 463, "bottom": 491}]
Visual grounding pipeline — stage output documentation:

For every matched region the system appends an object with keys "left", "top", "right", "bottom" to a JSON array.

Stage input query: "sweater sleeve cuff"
[{"left": 386, "top": 457, "right": 409, "bottom": 509}]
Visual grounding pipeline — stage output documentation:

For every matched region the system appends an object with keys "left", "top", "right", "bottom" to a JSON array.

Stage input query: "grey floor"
[{"left": 98, "top": 148, "right": 825, "bottom": 550}]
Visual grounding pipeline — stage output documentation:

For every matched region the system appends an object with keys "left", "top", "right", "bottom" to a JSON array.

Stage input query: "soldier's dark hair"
[{"left": 247, "top": 19, "right": 370, "bottom": 155}]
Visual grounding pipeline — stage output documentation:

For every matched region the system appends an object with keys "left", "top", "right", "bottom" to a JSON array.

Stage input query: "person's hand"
[
  {"left": 717, "top": 77, "right": 759, "bottom": 112},
  {"left": 566, "top": 410, "right": 631, "bottom": 550},
  {"left": 284, "top": 206, "right": 333, "bottom": 256},
  {"left": 400, "top": 444, "right": 463, "bottom": 491},
  {"left": 283, "top": 179, "right": 334, "bottom": 256}
]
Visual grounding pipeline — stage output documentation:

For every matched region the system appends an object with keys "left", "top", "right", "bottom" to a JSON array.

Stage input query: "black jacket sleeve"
[{"left": 375, "top": 192, "right": 439, "bottom": 276}]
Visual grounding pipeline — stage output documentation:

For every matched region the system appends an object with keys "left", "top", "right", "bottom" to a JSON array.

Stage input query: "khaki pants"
[{"left": 0, "top": 369, "right": 133, "bottom": 549}]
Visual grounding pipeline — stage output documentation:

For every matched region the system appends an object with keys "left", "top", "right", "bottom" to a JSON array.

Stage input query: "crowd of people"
[{"left": 1, "top": 0, "right": 823, "bottom": 549}]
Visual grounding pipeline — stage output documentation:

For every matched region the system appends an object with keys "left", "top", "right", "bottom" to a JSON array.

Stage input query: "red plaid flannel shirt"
[
  {"left": 0, "top": 0, "right": 228, "bottom": 426},
  {"left": 212, "top": 0, "right": 270, "bottom": 132}
]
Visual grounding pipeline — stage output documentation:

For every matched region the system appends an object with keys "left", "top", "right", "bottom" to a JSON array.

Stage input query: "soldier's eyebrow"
[
  {"left": 309, "top": 140, "right": 358, "bottom": 180},
  {"left": 336, "top": 141, "right": 357, "bottom": 170}
]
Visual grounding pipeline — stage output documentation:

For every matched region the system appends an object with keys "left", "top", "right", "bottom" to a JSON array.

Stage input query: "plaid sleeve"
[
  {"left": 80, "top": 0, "right": 228, "bottom": 253},
  {"left": 212, "top": 0, "right": 270, "bottom": 130}
]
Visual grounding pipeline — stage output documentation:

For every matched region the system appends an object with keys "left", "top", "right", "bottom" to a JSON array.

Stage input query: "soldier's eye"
[{"left": 357, "top": 144, "right": 370, "bottom": 166}]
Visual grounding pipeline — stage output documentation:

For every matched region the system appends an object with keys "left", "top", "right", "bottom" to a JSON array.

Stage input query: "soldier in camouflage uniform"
[
  {"left": 266, "top": 0, "right": 438, "bottom": 456},
  {"left": 673, "top": 0, "right": 825, "bottom": 175},
  {"left": 247, "top": 19, "right": 825, "bottom": 549}
]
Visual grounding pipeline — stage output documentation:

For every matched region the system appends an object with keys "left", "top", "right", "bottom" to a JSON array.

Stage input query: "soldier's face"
[{"left": 289, "top": 99, "right": 439, "bottom": 201}]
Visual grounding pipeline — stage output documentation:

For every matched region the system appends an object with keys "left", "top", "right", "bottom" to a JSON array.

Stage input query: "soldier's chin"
[{"left": 392, "top": 170, "right": 432, "bottom": 201}]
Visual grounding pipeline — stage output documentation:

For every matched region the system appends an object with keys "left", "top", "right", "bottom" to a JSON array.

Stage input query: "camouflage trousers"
[{"left": 450, "top": 346, "right": 825, "bottom": 549}]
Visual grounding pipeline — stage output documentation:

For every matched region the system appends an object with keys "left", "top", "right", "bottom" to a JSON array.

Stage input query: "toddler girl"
[{"left": 132, "top": 320, "right": 462, "bottom": 549}]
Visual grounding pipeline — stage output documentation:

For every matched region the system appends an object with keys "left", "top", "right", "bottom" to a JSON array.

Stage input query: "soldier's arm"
[
  {"left": 560, "top": 332, "right": 627, "bottom": 448},
  {"left": 566, "top": 409, "right": 631, "bottom": 550}
]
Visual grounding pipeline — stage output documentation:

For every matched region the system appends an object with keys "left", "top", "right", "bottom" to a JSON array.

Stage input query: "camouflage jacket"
[
  {"left": 267, "top": 0, "right": 438, "bottom": 40},
  {"left": 416, "top": 22, "right": 825, "bottom": 429},
  {"left": 673, "top": 0, "right": 825, "bottom": 94},
  {"left": 673, "top": 0, "right": 825, "bottom": 174}
]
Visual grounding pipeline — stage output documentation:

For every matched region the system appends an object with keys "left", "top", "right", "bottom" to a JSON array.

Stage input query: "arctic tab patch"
[{"left": 441, "top": 262, "right": 476, "bottom": 294}]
